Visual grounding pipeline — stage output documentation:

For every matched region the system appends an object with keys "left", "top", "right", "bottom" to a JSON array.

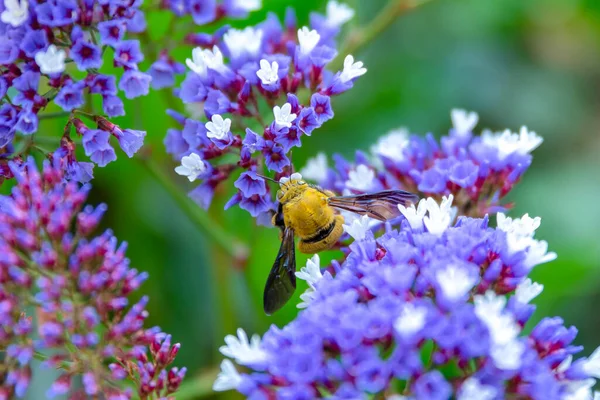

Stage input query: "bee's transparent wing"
[
  {"left": 263, "top": 227, "right": 296, "bottom": 315},
  {"left": 328, "top": 190, "right": 419, "bottom": 221}
]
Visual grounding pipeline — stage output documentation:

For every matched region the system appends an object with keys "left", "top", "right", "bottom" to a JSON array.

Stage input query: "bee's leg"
[{"left": 298, "top": 215, "right": 344, "bottom": 254}]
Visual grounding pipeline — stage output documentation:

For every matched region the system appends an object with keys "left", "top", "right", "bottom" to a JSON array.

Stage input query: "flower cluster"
[
  {"left": 301, "top": 109, "right": 543, "bottom": 218},
  {"left": 212, "top": 194, "right": 600, "bottom": 399},
  {"left": 0, "top": 159, "right": 185, "bottom": 398},
  {"left": 167, "top": 1, "right": 365, "bottom": 218}
]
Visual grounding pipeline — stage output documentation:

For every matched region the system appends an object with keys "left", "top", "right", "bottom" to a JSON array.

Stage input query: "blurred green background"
[{"left": 23, "top": 0, "right": 600, "bottom": 397}]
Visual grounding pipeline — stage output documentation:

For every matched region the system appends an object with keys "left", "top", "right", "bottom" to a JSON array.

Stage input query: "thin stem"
[
  {"left": 38, "top": 111, "right": 71, "bottom": 120},
  {"left": 171, "top": 367, "right": 219, "bottom": 400},
  {"left": 140, "top": 157, "right": 249, "bottom": 263},
  {"left": 331, "top": 0, "right": 433, "bottom": 70}
]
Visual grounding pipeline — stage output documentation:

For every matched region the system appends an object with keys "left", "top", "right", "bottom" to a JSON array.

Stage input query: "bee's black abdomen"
[{"left": 302, "top": 220, "right": 336, "bottom": 244}]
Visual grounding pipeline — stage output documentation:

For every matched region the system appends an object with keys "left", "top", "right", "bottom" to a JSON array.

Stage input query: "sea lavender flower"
[
  {"left": 168, "top": 1, "right": 365, "bottom": 217},
  {"left": 301, "top": 109, "right": 542, "bottom": 219},
  {"left": 0, "top": 159, "right": 186, "bottom": 398},
  {"left": 213, "top": 195, "right": 597, "bottom": 399}
]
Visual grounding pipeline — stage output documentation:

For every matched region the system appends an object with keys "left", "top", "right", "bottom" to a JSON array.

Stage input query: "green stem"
[
  {"left": 172, "top": 367, "right": 219, "bottom": 399},
  {"left": 140, "top": 157, "right": 249, "bottom": 263},
  {"left": 331, "top": 0, "right": 434, "bottom": 70},
  {"left": 38, "top": 111, "right": 71, "bottom": 120}
]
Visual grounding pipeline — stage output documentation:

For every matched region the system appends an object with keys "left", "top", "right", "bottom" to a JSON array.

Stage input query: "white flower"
[
  {"left": 423, "top": 195, "right": 455, "bottom": 236},
  {"left": 213, "top": 360, "right": 243, "bottom": 391},
  {"left": 34, "top": 45, "right": 66, "bottom": 75},
  {"left": 451, "top": 109, "right": 478, "bottom": 138},
  {"left": 387, "top": 396, "right": 411, "bottom": 400},
  {"left": 371, "top": 128, "right": 409, "bottom": 162},
  {"left": 174, "top": 153, "right": 206, "bottom": 182},
  {"left": 1, "top": 0, "right": 28, "bottom": 27},
  {"left": 256, "top": 59, "right": 279, "bottom": 85},
  {"left": 296, "top": 255, "right": 322, "bottom": 286},
  {"left": 583, "top": 346, "right": 600, "bottom": 378},
  {"left": 398, "top": 199, "right": 427, "bottom": 231},
  {"left": 595, "top": 391, "right": 600, "bottom": 400},
  {"left": 300, "top": 153, "right": 328, "bottom": 183},
  {"left": 325, "top": 1, "right": 354, "bottom": 27},
  {"left": 457, "top": 377, "right": 497, "bottom": 400},
  {"left": 223, "top": 27, "right": 263, "bottom": 60},
  {"left": 436, "top": 264, "right": 477, "bottom": 301},
  {"left": 297, "top": 26, "right": 320, "bottom": 54},
  {"left": 562, "top": 379, "right": 596, "bottom": 400},
  {"left": 297, "top": 288, "right": 317, "bottom": 309},
  {"left": 343, "top": 214, "right": 371, "bottom": 241},
  {"left": 481, "top": 126, "right": 543, "bottom": 160},
  {"left": 230, "top": 0, "right": 261, "bottom": 11},
  {"left": 515, "top": 278, "right": 544, "bottom": 304},
  {"left": 346, "top": 164, "right": 375, "bottom": 191},
  {"left": 273, "top": 103, "right": 297, "bottom": 129},
  {"left": 219, "top": 328, "right": 268, "bottom": 366},
  {"left": 474, "top": 291, "right": 524, "bottom": 370},
  {"left": 185, "top": 46, "right": 225, "bottom": 76},
  {"left": 394, "top": 303, "right": 427, "bottom": 338},
  {"left": 205, "top": 114, "right": 231, "bottom": 141},
  {"left": 339, "top": 55, "right": 367, "bottom": 83},
  {"left": 497, "top": 212, "right": 556, "bottom": 270}
]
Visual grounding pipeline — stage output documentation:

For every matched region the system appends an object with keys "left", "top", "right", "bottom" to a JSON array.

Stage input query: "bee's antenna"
[{"left": 257, "top": 173, "right": 279, "bottom": 184}]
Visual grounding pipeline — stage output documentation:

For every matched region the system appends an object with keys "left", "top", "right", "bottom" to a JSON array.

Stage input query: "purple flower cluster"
[
  {"left": 301, "top": 109, "right": 544, "bottom": 218},
  {"left": 166, "top": 1, "right": 363, "bottom": 218},
  {"left": 213, "top": 195, "right": 600, "bottom": 399},
  {"left": 0, "top": 159, "right": 185, "bottom": 398}
]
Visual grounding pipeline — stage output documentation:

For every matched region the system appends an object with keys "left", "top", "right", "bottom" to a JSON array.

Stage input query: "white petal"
[
  {"left": 300, "top": 153, "right": 328, "bottom": 183},
  {"left": 213, "top": 360, "right": 242, "bottom": 391},
  {"left": 451, "top": 109, "right": 478, "bottom": 137},
  {"left": 515, "top": 278, "right": 544, "bottom": 304},
  {"left": 342, "top": 214, "right": 372, "bottom": 241}
]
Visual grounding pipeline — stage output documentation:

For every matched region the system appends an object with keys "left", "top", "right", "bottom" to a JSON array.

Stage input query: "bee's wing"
[
  {"left": 263, "top": 226, "right": 296, "bottom": 315},
  {"left": 328, "top": 190, "right": 419, "bottom": 221}
]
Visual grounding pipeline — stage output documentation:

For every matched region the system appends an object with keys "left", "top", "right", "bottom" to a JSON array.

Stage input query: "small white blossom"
[
  {"left": 457, "top": 377, "right": 497, "bottom": 400},
  {"left": 297, "top": 288, "right": 317, "bottom": 309},
  {"left": 557, "top": 355, "right": 573, "bottom": 373},
  {"left": 325, "top": 1, "right": 354, "bottom": 27},
  {"left": 451, "top": 109, "right": 478, "bottom": 138},
  {"left": 371, "top": 128, "right": 409, "bottom": 162},
  {"left": 436, "top": 264, "right": 477, "bottom": 301},
  {"left": 219, "top": 328, "right": 268, "bottom": 366},
  {"left": 273, "top": 103, "right": 297, "bottom": 129},
  {"left": 339, "top": 55, "right": 367, "bottom": 83},
  {"left": 205, "top": 114, "right": 231, "bottom": 141},
  {"left": 515, "top": 278, "right": 544, "bottom": 304},
  {"left": 583, "top": 346, "right": 600, "bottom": 378},
  {"left": 481, "top": 126, "right": 543, "bottom": 160},
  {"left": 300, "top": 153, "right": 328, "bottom": 183},
  {"left": 387, "top": 396, "right": 411, "bottom": 400},
  {"left": 562, "top": 379, "right": 596, "bottom": 400},
  {"left": 185, "top": 46, "right": 225, "bottom": 76},
  {"left": 230, "top": 0, "right": 261, "bottom": 11},
  {"left": 595, "top": 391, "right": 600, "bottom": 400},
  {"left": 474, "top": 291, "right": 524, "bottom": 370},
  {"left": 394, "top": 303, "right": 427, "bottom": 338},
  {"left": 1, "top": 0, "right": 28, "bottom": 27},
  {"left": 296, "top": 255, "right": 322, "bottom": 286},
  {"left": 213, "top": 360, "right": 243, "bottom": 391},
  {"left": 497, "top": 212, "right": 556, "bottom": 270},
  {"left": 256, "top": 59, "right": 279, "bottom": 85},
  {"left": 345, "top": 164, "right": 375, "bottom": 191},
  {"left": 223, "top": 27, "right": 263, "bottom": 60},
  {"left": 297, "top": 26, "right": 320, "bottom": 54},
  {"left": 34, "top": 45, "right": 66, "bottom": 75},
  {"left": 423, "top": 195, "right": 455, "bottom": 236},
  {"left": 398, "top": 199, "right": 427, "bottom": 231},
  {"left": 174, "top": 153, "right": 206, "bottom": 182},
  {"left": 343, "top": 214, "right": 371, "bottom": 241}
]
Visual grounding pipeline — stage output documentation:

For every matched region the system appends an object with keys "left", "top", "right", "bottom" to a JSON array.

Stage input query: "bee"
[{"left": 264, "top": 172, "right": 419, "bottom": 315}]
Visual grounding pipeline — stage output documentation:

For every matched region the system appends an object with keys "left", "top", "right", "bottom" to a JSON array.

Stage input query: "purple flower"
[
  {"left": 119, "top": 70, "right": 152, "bottom": 99},
  {"left": 35, "top": 0, "right": 78, "bottom": 26},
  {"left": 21, "top": 29, "right": 48, "bottom": 58},
  {"left": 88, "top": 74, "right": 118, "bottom": 96},
  {"left": 82, "top": 130, "right": 117, "bottom": 167},
  {"left": 412, "top": 371, "right": 452, "bottom": 400},
  {"left": 234, "top": 171, "right": 267, "bottom": 197},
  {"left": 188, "top": 0, "right": 216, "bottom": 25},
  {"left": 179, "top": 73, "right": 208, "bottom": 103},
  {"left": 54, "top": 81, "right": 85, "bottom": 111},
  {"left": 296, "top": 107, "right": 319, "bottom": 135},
  {"left": 98, "top": 20, "right": 126, "bottom": 47},
  {"left": 239, "top": 194, "right": 272, "bottom": 217},
  {"left": 113, "top": 128, "right": 146, "bottom": 157},
  {"left": 0, "top": 39, "right": 19, "bottom": 64},
  {"left": 102, "top": 95, "right": 125, "bottom": 117},
  {"left": 113, "top": 40, "right": 144, "bottom": 69},
  {"left": 148, "top": 57, "right": 184, "bottom": 89},
  {"left": 12, "top": 71, "right": 42, "bottom": 108},
  {"left": 310, "top": 93, "right": 334, "bottom": 124},
  {"left": 15, "top": 110, "right": 38, "bottom": 134},
  {"left": 71, "top": 40, "right": 102, "bottom": 71},
  {"left": 263, "top": 143, "right": 290, "bottom": 172}
]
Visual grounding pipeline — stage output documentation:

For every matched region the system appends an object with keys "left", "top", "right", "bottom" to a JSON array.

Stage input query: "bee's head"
[{"left": 277, "top": 172, "right": 306, "bottom": 200}]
